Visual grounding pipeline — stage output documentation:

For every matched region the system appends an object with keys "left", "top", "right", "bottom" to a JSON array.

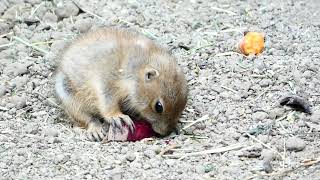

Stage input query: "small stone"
[
  {"left": 0, "top": 85, "right": 6, "bottom": 97},
  {"left": 5, "top": 62, "right": 29, "bottom": 76},
  {"left": 286, "top": 137, "right": 306, "bottom": 152},
  {"left": 261, "top": 149, "right": 275, "bottom": 161},
  {"left": 262, "top": 160, "right": 273, "bottom": 173},
  {"left": 269, "top": 107, "right": 285, "bottom": 119},
  {"left": 254, "top": 60, "right": 265, "bottom": 70},
  {"left": 42, "top": 127, "right": 59, "bottom": 137},
  {"left": 252, "top": 111, "right": 268, "bottom": 121},
  {"left": 42, "top": 12, "right": 58, "bottom": 23},
  {"left": 109, "top": 168, "right": 123, "bottom": 180},
  {"left": 310, "top": 110, "right": 320, "bottom": 123},
  {"left": 54, "top": 2, "right": 79, "bottom": 19},
  {"left": 165, "top": 159, "right": 176, "bottom": 166},
  {"left": 125, "top": 153, "right": 136, "bottom": 162},
  {"left": 10, "top": 95, "right": 27, "bottom": 109},
  {"left": 0, "top": 1, "right": 8, "bottom": 14},
  {"left": 53, "top": 137, "right": 62, "bottom": 143},
  {"left": 74, "top": 18, "right": 93, "bottom": 33},
  {"left": 130, "top": 162, "right": 142, "bottom": 169},
  {"left": 151, "top": 145, "right": 161, "bottom": 154},
  {"left": 11, "top": 76, "right": 28, "bottom": 89},
  {"left": 54, "top": 154, "right": 70, "bottom": 164},
  {"left": 48, "top": 137, "right": 55, "bottom": 144},
  {"left": 195, "top": 165, "right": 206, "bottom": 174},
  {"left": 144, "top": 149, "right": 156, "bottom": 158},
  {"left": 143, "top": 164, "right": 151, "bottom": 170},
  {"left": 259, "top": 79, "right": 273, "bottom": 87}
]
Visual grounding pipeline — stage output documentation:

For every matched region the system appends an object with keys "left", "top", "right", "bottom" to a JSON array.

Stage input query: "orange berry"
[{"left": 239, "top": 32, "right": 265, "bottom": 55}]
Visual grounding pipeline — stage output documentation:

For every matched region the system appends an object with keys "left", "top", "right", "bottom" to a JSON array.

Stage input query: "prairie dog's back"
[{"left": 59, "top": 28, "right": 158, "bottom": 85}]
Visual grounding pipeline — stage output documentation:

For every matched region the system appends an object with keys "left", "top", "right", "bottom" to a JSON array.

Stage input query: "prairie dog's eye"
[{"left": 154, "top": 101, "right": 163, "bottom": 113}]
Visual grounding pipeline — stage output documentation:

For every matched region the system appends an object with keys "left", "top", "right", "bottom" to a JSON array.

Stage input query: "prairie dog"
[{"left": 55, "top": 28, "right": 188, "bottom": 141}]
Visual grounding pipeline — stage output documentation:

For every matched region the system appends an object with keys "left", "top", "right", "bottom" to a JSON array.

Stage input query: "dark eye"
[{"left": 155, "top": 101, "right": 163, "bottom": 113}]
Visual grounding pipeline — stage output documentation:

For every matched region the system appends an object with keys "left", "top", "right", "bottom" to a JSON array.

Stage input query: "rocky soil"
[{"left": 0, "top": 0, "right": 319, "bottom": 179}]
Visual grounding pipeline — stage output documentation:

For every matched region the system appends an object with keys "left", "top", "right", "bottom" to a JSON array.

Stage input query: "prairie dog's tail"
[{"left": 55, "top": 71, "right": 71, "bottom": 102}]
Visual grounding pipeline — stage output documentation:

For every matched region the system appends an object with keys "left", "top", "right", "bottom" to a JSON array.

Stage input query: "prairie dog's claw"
[
  {"left": 106, "top": 114, "right": 134, "bottom": 133},
  {"left": 121, "top": 115, "right": 135, "bottom": 133},
  {"left": 86, "top": 122, "right": 107, "bottom": 141}
]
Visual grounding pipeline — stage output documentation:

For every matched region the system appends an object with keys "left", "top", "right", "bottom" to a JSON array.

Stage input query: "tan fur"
[{"left": 55, "top": 27, "right": 188, "bottom": 141}]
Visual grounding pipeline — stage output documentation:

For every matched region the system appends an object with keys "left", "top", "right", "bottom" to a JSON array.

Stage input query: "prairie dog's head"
[{"left": 130, "top": 51, "right": 188, "bottom": 136}]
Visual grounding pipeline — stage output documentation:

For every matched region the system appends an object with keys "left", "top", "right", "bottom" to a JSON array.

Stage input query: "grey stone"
[
  {"left": 10, "top": 95, "right": 26, "bottom": 109},
  {"left": 74, "top": 18, "right": 93, "bottom": 33},
  {"left": 252, "top": 111, "right": 268, "bottom": 121},
  {"left": 42, "top": 12, "right": 58, "bottom": 23},
  {"left": 54, "top": 2, "right": 79, "bottom": 19},
  {"left": 125, "top": 153, "right": 136, "bottom": 162},
  {"left": 42, "top": 127, "right": 59, "bottom": 137},
  {"left": 286, "top": 137, "right": 306, "bottom": 152}
]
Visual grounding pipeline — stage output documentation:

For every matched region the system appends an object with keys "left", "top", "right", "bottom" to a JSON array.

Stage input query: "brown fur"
[{"left": 55, "top": 27, "right": 188, "bottom": 141}]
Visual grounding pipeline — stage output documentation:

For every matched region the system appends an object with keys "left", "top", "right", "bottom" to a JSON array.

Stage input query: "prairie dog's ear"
[{"left": 145, "top": 67, "right": 159, "bottom": 81}]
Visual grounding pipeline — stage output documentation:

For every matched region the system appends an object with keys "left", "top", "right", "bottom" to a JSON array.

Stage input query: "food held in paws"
[
  {"left": 103, "top": 120, "right": 158, "bottom": 142},
  {"left": 127, "top": 120, "right": 158, "bottom": 141}
]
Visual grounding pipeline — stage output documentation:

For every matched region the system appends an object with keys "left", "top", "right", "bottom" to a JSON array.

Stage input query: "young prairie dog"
[{"left": 55, "top": 28, "right": 188, "bottom": 141}]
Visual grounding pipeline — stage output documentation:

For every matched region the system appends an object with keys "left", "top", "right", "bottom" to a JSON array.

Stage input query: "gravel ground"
[{"left": 1, "top": 0, "right": 320, "bottom": 179}]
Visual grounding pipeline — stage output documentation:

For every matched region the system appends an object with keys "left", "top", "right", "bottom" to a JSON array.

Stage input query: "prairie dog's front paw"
[
  {"left": 104, "top": 114, "right": 135, "bottom": 133},
  {"left": 86, "top": 122, "right": 108, "bottom": 141}
]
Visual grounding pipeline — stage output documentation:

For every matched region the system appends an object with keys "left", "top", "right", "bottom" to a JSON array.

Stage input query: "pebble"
[
  {"left": 143, "top": 164, "right": 151, "bottom": 170},
  {"left": 262, "top": 160, "right": 273, "bottom": 173},
  {"left": 42, "top": 12, "right": 58, "bottom": 23},
  {"left": 125, "top": 153, "right": 136, "bottom": 162},
  {"left": 0, "top": 1, "right": 8, "bottom": 14},
  {"left": 195, "top": 165, "right": 206, "bottom": 174},
  {"left": 131, "top": 162, "right": 142, "bottom": 169},
  {"left": 54, "top": 154, "right": 70, "bottom": 164},
  {"left": 53, "top": 137, "right": 62, "bottom": 143},
  {"left": 144, "top": 149, "right": 156, "bottom": 158},
  {"left": 286, "top": 137, "right": 306, "bottom": 152},
  {"left": 0, "top": 85, "right": 6, "bottom": 97},
  {"left": 10, "top": 95, "right": 27, "bottom": 109},
  {"left": 165, "top": 159, "right": 176, "bottom": 166},
  {"left": 10, "top": 76, "right": 28, "bottom": 89},
  {"left": 254, "top": 60, "right": 266, "bottom": 71},
  {"left": 252, "top": 111, "right": 268, "bottom": 121},
  {"left": 74, "top": 18, "right": 93, "bottom": 33},
  {"left": 261, "top": 149, "right": 275, "bottom": 161},
  {"left": 5, "top": 63, "right": 29, "bottom": 76},
  {"left": 269, "top": 107, "right": 285, "bottom": 119},
  {"left": 42, "top": 127, "right": 59, "bottom": 137},
  {"left": 310, "top": 110, "right": 320, "bottom": 123},
  {"left": 259, "top": 79, "right": 273, "bottom": 87},
  {"left": 54, "top": 2, "right": 79, "bottom": 19}
]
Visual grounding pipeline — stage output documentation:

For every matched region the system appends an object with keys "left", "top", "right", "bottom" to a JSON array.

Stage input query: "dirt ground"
[{"left": 1, "top": 0, "right": 320, "bottom": 179}]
